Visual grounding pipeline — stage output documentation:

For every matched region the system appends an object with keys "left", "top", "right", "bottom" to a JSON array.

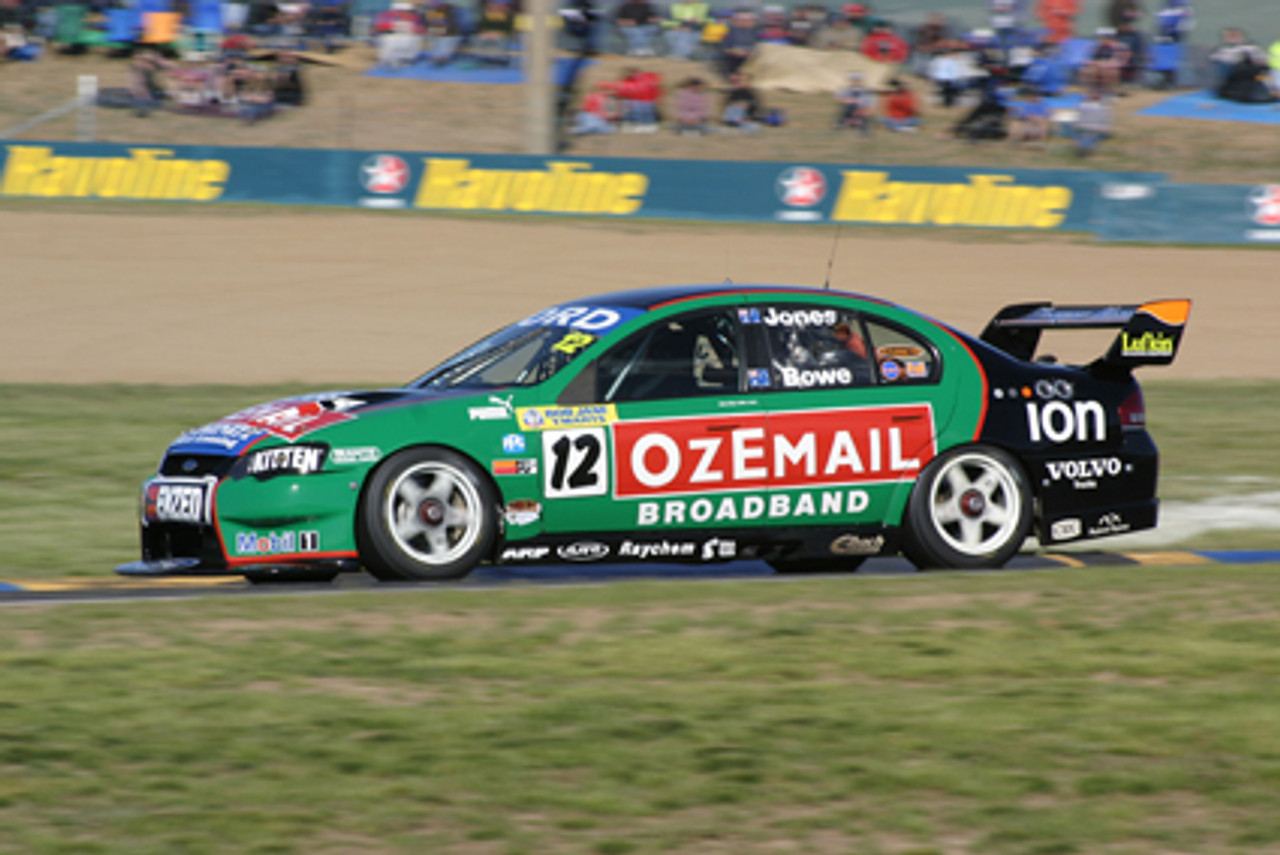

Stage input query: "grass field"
[
  {"left": 0, "top": 380, "right": 1276, "bottom": 581},
  {"left": 4, "top": 564, "right": 1280, "bottom": 854}
]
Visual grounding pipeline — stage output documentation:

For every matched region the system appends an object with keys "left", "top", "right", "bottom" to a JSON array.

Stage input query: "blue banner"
[
  {"left": 0, "top": 141, "right": 1161, "bottom": 234},
  {"left": 1100, "top": 182, "right": 1280, "bottom": 245}
]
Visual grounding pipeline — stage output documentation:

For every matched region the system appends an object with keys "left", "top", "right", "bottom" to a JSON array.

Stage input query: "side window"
[
  {"left": 864, "top": 318, "right": 939, "bottom": 384},
  {"left": 756, "top": 303, "right": 874, "bottom": 391},
  {"left": 598, "top": 310, "right": 742, "bottom": 402}
]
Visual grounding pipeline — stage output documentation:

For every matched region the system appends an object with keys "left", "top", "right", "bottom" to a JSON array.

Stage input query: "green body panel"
[{"left": 192, "top": 291, "right": 989, "bottom": 563}]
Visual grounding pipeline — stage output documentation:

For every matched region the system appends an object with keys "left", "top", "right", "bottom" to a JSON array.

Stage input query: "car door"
[
  {"left": 745, "top": 297, "right": 950, "bottom": 529},
  {"left": 539, "top": 304, "right": 766, "bottom": 543}
]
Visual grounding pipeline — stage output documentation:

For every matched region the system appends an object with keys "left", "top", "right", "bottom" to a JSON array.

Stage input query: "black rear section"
[{"left": 966, "top": 298, "right": 1191, "bottom": 547}]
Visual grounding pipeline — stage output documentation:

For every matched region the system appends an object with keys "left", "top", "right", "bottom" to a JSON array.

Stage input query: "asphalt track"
[{"left": 2, "top": 550, "right": 1279, "bottom": 605}]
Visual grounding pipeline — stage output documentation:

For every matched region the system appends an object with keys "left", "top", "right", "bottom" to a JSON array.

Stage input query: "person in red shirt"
[
  {"left": 880, "top": 77, "right": 919, "bottom": 131},
  {"left": 1038, "top": 0, "right": 1078, "bottom": 44}
]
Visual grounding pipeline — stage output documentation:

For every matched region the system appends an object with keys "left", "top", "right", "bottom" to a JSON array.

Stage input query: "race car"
[{"left": 116, "top": 285, "right": 1190, "bottom": 582}]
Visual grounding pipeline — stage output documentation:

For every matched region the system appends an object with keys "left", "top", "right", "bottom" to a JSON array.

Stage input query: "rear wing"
[{"left": 980, "top": 299, "right": 1192, "bottom": 369}]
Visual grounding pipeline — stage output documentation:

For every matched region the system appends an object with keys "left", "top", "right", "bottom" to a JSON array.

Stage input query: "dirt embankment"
[{"left": 1, "top": 209, "right": 1270, "bottom": 384}]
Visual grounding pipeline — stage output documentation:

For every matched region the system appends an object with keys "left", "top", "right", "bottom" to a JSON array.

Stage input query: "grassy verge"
[
  {"left": 3, "top": 566, "right": 1280, "bottom": 854},
  {"left": 0, "top": 380, "right": 1275, "bottom": 580}
]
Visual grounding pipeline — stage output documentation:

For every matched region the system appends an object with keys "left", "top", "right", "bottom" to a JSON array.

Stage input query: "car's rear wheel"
[
  {"left": 902, "top": 445, "right": 1032, "bottom": 570},
  {"left": 359, "top": 447, "right": 498, "bottom": 581}
]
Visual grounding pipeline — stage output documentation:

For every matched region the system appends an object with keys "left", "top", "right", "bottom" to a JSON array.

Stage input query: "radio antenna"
[{"left": 822, "top": 224, "right": 842, "bottom": 290}]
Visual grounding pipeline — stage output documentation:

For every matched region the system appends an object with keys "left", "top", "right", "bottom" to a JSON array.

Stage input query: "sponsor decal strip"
[{"left": 611, "top": 404, "right": 936, "bottom": 500}]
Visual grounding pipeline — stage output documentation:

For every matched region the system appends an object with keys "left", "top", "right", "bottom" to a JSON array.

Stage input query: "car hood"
[{"left": 164, "top": 388, "right": 468, "bottom": 457}]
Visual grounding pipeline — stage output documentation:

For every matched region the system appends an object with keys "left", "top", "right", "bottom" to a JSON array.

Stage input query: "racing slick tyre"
[
  {"left": 359, "top": 447, "right": 499, "bottom": 581},
  {"left": 902, "top": 445, "right": 1032, "bottom": 570}
]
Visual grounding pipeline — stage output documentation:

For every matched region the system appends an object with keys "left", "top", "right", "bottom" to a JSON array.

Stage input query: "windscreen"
[{"left": 409, "top": 303, "right": 643, "bottom": 391}]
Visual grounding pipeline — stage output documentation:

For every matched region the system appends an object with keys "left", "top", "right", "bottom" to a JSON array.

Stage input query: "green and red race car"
[{"left": 117, "top": 285, "right": 1190, "bottom": 582}]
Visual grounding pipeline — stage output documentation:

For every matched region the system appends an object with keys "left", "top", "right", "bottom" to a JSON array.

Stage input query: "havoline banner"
[{"left": 0, "top": 141, "right": 1159, "bottom": 233}]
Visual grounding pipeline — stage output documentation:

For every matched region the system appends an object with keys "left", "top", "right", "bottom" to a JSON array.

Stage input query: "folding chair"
[
  {"left": 104, "top": 7, "right": 143, "bottom": 50},
  {"left": 185, "top": 0, "right": 224, "bottom": 58},
  {"left": 1145, "top": 41, "right": 1184, "bottom": 89},
  {"left": 141, "top": 11, "right": 182, "bottom": 47},
  {"left": 53, "top": 5, "right": 106, "bottom": 52}
]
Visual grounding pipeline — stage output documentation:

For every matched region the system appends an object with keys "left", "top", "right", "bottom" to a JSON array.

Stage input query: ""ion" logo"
[{"left": 1025, "top": 401, "right": 1107, "bottom": 444}]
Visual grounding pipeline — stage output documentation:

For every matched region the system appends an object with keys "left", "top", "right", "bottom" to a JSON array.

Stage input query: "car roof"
[{"left": 586, "top": 284, "right": 897, "bottom": 311}]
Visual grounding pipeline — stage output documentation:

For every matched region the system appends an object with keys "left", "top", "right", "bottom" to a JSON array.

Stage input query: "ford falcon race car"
[{"left": 117, "top": 285, "right": 1190, "bottom": 582}]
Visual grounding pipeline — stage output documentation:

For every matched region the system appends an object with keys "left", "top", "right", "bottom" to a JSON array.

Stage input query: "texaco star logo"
[
  {"left": 360, "top": 154, "right": 410, "bottom": 194},
  {"left": 1248, "top": 185, "right": 1280, "bottom": 227},
  {"left": 776, "top": 166, "right": 827, "bottom": 208}
]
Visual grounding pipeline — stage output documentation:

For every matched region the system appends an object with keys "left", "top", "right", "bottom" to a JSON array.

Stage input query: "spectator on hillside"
[
  {"left": 1, "top": 21, "right": 36, "bottom": 60},
  {"left": 911, "top": 13, "right": 961, "bottom": 75},
  {"left": 834, "top": 71, "right": 874, "bottom": 133},
  {"left": 1037, "top": 0, "right": 1077, "bottom": 45},
  {"left": 989, "top": 0, "right": 1017, "bottom": 53},
  {"left": 716, "top": 10, "right": 757, "bottom": 79},
  {"left": 1216, "top": 48, "right": 1273, "bottom": 103},
  {"left": 1210, "top": 28, "right": 1266, "bottom": 92},
  {"left": 1109, "top": 0, "right": 1145, "bottom": 84},
  {"left": 129, "top": 49, "right": 171, "bottom": 117},
  {"left": 1080, "top": 27, "right": 1130, "bottom": 95},
  {"left": 1072, "top": 89, "right": 1112, "bottom": 155},
  {"left": 721, "top": 71, "right": 762, "bottom": 131},
  {"left": 810, "top": 13, "right": 860, "bottom": 51},
  {"left": 423, "top": 0, "right": 462, "bottom": 66},
  {"left": 1154, "top": 0, "right": 1192, "bottom": 43},
  {"left": 663, "top": 0, "right": 708, "bottom": 60},
  {"left": 1106, "top": 0, "right": 1142, "bottom": 31},
  {"left": 239, "top": 66, "right": 276, "bottom": 124},
  {"left": 925, "top": 47, "right": 972, "bottom": 107},
  {"left": 248, "top": 0, "right": 284, "bottom": 38},
  {"left": 673, "top": 76, "right": 713, "bottom": 134},
  {"left": 274, "top": 50, "right": 306, "bottom": 105},
  {"left": 571, "top": 82, "right": 618, "bottom": 134},
  {"left": 757, "top": 5, "right": 792, "bottom": 44},
  {"left": 879, "top": 77, "right": 919, "bottom": 132},
  {"left": 614, "top": 0, "right": 658, "bottom": 57},
  {"left": 308, "top": 3, "right": 350, "bottom": 52},
  {"left": 472, "top": 0, "right": 515, "bottom": 65},
  {"left": 606, "top": 66, "right": 661, "bottom": 130},
  {"left": 952, "top": 83, "right": 1008, "bottom": 140},
  {"left": 787, "top": 4, "right": 828, "bottom": 47}
]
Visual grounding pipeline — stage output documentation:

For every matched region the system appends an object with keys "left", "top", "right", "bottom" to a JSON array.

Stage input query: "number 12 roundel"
[{"left": 542, "top": 428, "right": 608, "bottom": 498}]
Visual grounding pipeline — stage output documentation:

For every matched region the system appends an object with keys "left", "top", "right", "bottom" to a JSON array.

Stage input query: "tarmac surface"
[{"left": 4, "top": 550, "right": 1279, "bottom": 605}]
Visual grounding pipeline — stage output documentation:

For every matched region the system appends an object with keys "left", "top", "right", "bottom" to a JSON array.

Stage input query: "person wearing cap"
[{"left": 842, "top": 3, "right": 881, "bottom": 36}]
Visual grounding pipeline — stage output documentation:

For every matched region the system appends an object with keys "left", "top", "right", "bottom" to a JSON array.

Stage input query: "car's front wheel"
[
  {"left": 902, "top": 445, "right": 1032, "bottom": 570},
  {"left": 359, "top": 447, "right": 498, "bottom": 581}
]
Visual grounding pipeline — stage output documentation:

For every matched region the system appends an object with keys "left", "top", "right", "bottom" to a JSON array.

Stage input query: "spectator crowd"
[{"left": 3, "top": 0, "right": 1279, "bottom": 153}]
